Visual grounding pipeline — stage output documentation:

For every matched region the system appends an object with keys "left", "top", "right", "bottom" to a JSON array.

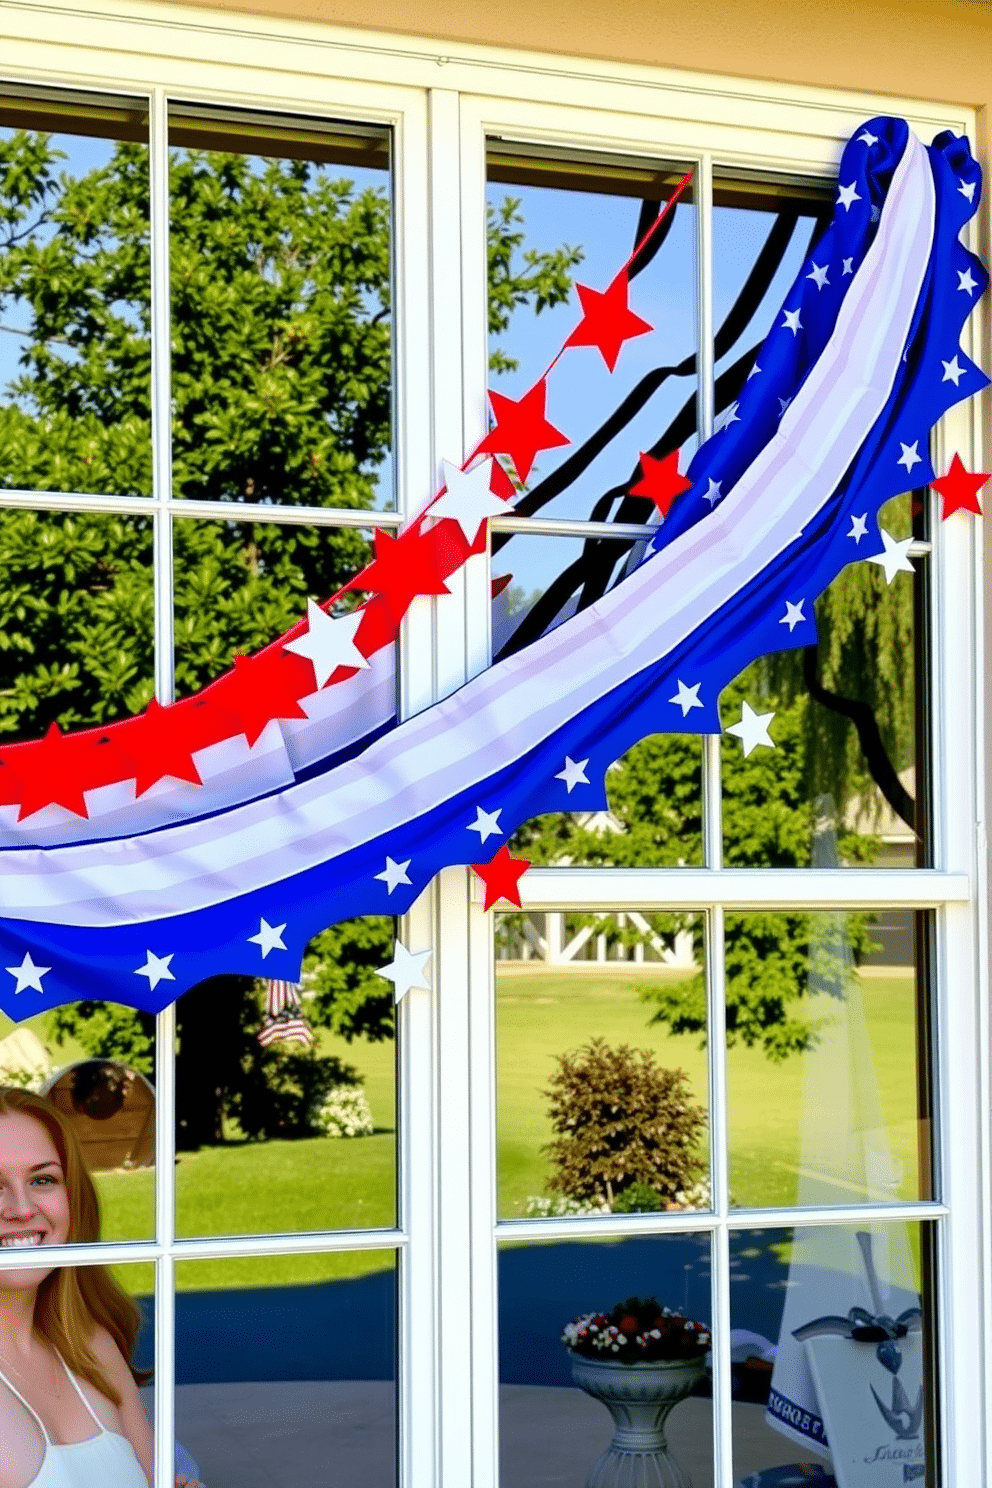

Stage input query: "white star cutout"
[
  {"left": 431, "top": 458, "right": 507, "bottom": 543},
  {"left": 807, "top": 263, "right": 830, "bottom": 291},
  {"left": 135, "top": 950, "right": 175, "bottom": 990},
  {"left": 780, "top": 599, "right": 807, "bottom": 632},
  {"left": 555, "top": 756, "right": 590, "bottom": 793},
  {"left": 897, "top": 441, "right": 922, "bottom": 474},
  {"left": 702, "top": 479, "right": 723, "bottom": 507},
  {"left": 958, "top": 267, "right": 978, "bottom": 296},
  {"left": 284, "top": 599, "right": 369, "bottom": 689},
  {"left": 376, "top": 942, "right": 431, "bottom": 1003},
  {"left": 857, "top": 130, "right": 879, "bottom": 147},
  {"left": 248, "top": 917, "right": 288, "bottom": 958},
  {"left": 837, "top": 181, "right": 862, "bottom": 212},
  {"left": 782, "top": 308, "right": 803, "bottom": 336},
  {"left": 848, "top": 513, "right": 869, "bottom": 545},
  {"left": 721, "top": 401, "right": 740, "bottom": 430},
  {"left": 726, "top": 701, "right": 776, "bottom": 757},
  {"left": 842, "top": 257, "right": 854, "bottom": 276},
  {"left": 747, "top": 363, "right": 762, "bottom": 380},
  {"left": 669, "top": 679, "right": 704, "bottom": 717},
  {"left": 941, "top": 356, "right": 966, "bottom": 387},
  {"left": 375, "top": 856, "right": 412, "bottom": 894},
  {"left": 958, "top": 179, "right": 976, "bottom": 203},
  {"left": 468, "top": 805, "right": 503, "bottom": 843},
  {"left": 5, "top": 952, "right": 50, "bottom": 994},
  {"left": 867, "top": 528, "right": 915, "bottom": 585},
  {"left": 778, "top": 396, "right": 792, "bottom": 416}
]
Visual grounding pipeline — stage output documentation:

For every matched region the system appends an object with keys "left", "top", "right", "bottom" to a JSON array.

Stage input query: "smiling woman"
[{"left": 0, "top": 1088, "right": 202, "bottom": 1488}]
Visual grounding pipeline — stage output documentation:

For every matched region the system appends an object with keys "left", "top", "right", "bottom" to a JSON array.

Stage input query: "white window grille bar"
[
  {"left": 148, "top": 84, "right": 179, "bottom": 1488},
  {"left": 706, "top": 904, "right": 735, "bottom": 1488},
  {"left": 696, "top": 154, "right": 723, "bottom": 882},
  {"left": 513, "top": 867, "right": 970, "bottom": 909}
]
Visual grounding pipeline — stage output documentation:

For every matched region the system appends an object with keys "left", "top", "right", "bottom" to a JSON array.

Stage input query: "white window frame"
[{"left": 0, "top": 5, "right": 987, "bottom": 1485}]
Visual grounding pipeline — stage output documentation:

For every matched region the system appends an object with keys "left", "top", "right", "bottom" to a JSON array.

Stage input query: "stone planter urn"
[{"left": 570, "top": 1353, "right": 705, "bottom": 1488}]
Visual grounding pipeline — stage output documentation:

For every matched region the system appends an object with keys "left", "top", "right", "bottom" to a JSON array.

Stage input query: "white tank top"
[{"left": 0, "top": 1354, "right": 149, "bottom": 1488}]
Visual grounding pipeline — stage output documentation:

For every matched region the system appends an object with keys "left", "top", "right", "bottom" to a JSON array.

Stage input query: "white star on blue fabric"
[
  {"left": 5, "top": 952, "right": 50, "bottom": 994},
  {"left": 135, "top": 950, "right": 175, "bottom": 990},
  {"left": 284, "top": 599, "right": 369, "bottom": 689},
  {"left": 555, "top": 756, "right": 590, "bottom": 793},
  {"left": 721, "top": 402, "right": 740, "bottom": 430},
  {"left": 780, "top": 599, "right": 806, "bottom": 632},
  {"left": 957, "top": 267, "right": 978, "bottom": 296},
  {"left": 432, "top": 457, "right": 506, "bottom": 543},
  {"left": 807, "top": 263, "right": 830, "bottom": 291},
  {"left": 842, "top": 257, "right": 854, "bottom": 276},
  {"left": 376, "top": 942, "right": 432, "bottom": 1004},
  {"left": 726, "top": 701, "right": 775, "bottom": 757},
  {"left": 941, "top": 356, "right": 966, "bottom": 387},
  {"left": 867, "top": 529, "right": 915, "bottom": 585},
  {"left": 897, "top": 441, "right": 923, "bottom": 474},
  {"left": 782, "top": 308, "right": 803, "bottom": 335},
  {"left": 702, "top": 479, "right": 723, "bottom": 507},
  {"left": 837, "top": 181, "right": 862, "bottom": 211},
  {"left": 778, "top": 397, "right": 792, "bottom": 416},
  {"left": 958, "top": 179, "right": 976, "bottom": 203},
  {"left": 857, "top": 130, "right": 879, "bottom": 147},
  {"left": 669, "top": 679, "right": 704, "bottom": 717},
  {"left": 747, "top": 363, "right": 762, "bottom": 380},
  {"left": 848, "top": 513, "right": 869, "bottom": 545},
  {"left": 468, "top": 806, "right": 503, "bottom": 843},
  {"left": 248, "top": 917, "right": 288, "bottom": 958},
  {"left": 375, "top": 856, "right": 412, "bottom": 894}
]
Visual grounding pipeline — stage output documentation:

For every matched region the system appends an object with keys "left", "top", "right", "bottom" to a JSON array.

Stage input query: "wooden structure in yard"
[{"left": 43, "top": 1060, "right": 155, "bottom": 1172}]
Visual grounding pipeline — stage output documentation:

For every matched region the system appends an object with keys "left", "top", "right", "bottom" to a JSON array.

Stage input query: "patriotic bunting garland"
[{"left": 0, "top": 118, "right": 987, "bottom": 1021}]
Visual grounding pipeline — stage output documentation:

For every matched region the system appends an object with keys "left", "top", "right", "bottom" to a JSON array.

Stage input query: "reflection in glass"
[
  {"left": 176, "top": 916, "right": 397, "bottom": 1238},
  {"left": 173, "top": 1251, "right": 396, "bottom": 1487},
  {"left": 499, "top": 1233, "right": 713, "bottom": 1487},
  {"left": 0, "top": 1006, "right": 156, "bottom": 1241},
  {"left": 730, "top": 1223, "right": 936, "bottom": 1487},
  {"left": 168, "top": 105, "right": 394, "bottom": 511},
  {"left": 0, "top": 509, "right": 153, "bottom": 745},
  {"left": 0, "top": 85, "right": 151, "bottom": 497},
  {"left": 0, "top": 1091, "right": 156, "bottom": 1481},
  {"left": 721, "top": 510, "right": 928, "bottom": 871},
  {"left": 172, "top": 517, "right": 376, "bottom": 698},
  {"left": 724, "top": 911, "right": 932, "bottom": 1210},
  {"left": 495, "top": 914, "right": 709, "bottom": 1219}
]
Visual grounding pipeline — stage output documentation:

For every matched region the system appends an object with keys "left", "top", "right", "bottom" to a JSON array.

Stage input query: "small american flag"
[{"left": 257, "top": 980, "right": 314, "bottom": 1048}]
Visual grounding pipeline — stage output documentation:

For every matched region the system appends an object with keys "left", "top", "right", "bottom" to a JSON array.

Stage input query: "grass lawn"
[{"left": 3, "top": 969, "right": 923, "bottom": 1295}]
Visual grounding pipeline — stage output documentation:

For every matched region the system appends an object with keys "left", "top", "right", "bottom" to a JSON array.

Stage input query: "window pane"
[
  {"left": 725, "top": 911, "right": 933, "bottom": 1209},
  {"left": 730, "top": 1222, "right": 937, "bottom": 1486},
  {"left": 720, "top": 499, "right": 929, "bottom": 871},
  {"left": 175, "top": 915, "right": 397, "bottom": 1238},
  {"left": 0, "top": 85, "right": 151, "bottom": 498},
  {"left": 496, "top": 912, "right": 709, "bottom": 1219},
  {"left": 499, "top": 1232, "right": 713, "bottom": 1487},
  {"left": 168, "top": 105, "right": 394, "bottom": 511},
  {"left": 0, "top": 508, "right": 153, "bottom": 749},
  {"left": 171, "top": 1250, "right": 396, "bottom": 1487},
  {"left": 0, "top": 1056, "right": 155, "bottom": 1240},
  {"left": 486, "top": 144, "right": 698, "bottom": 525}
]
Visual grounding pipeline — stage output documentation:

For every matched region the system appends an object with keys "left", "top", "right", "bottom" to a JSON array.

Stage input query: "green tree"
[{"left": 0, "top": 127, "right": 581, "bottom": 1143}]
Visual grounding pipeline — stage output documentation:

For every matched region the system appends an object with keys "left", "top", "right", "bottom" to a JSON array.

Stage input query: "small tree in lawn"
[{"left": 543, "top": 1037, "right": 705, "bottom": 1209}]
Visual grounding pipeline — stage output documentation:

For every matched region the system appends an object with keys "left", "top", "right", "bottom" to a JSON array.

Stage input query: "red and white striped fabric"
[{"left": 257, "top": 980, "right": 314, "bottom": 1048}]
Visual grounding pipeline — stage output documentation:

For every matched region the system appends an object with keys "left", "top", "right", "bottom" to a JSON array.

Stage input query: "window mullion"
[{"left": 696, "top": 152, "right": 723, "bottom": 873}]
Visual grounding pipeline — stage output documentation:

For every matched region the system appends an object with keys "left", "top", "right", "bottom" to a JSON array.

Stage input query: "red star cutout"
[
  {"left": 210, "top": 648, "right": 313, "bottom": 748},
  {"left": 5, "top": 723, "right": 117, "bottom": 821},
  {"left": 356, "top": 528, "right": 451, "bottom": 627},
  {"left": 471, "top": 843, "right": 532, "bottom": 910},
  {"left": 125, "top": 694, "right": 242, "bottom": 796},
  {"left": 629, "top": 451, "right": 693, "bottom": 518},
  {"left": 933, "top": 453, "right": 989, "bottom": 520},
  {"left": 564, "top": 271, "right": 653, "bottom": 372},
  {"left": 477, "top": 381, "right": 569, "bottom": 485}
]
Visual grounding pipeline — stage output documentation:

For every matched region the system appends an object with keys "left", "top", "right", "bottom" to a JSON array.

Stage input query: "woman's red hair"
[{"left": 0, "top": 1085, "right": 149, "bottom": 1404}]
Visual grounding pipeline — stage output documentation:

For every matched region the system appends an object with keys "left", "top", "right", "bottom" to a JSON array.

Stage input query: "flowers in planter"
[{"left": 562, "top": 1295, "right": 710, "bottom": 1364}]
